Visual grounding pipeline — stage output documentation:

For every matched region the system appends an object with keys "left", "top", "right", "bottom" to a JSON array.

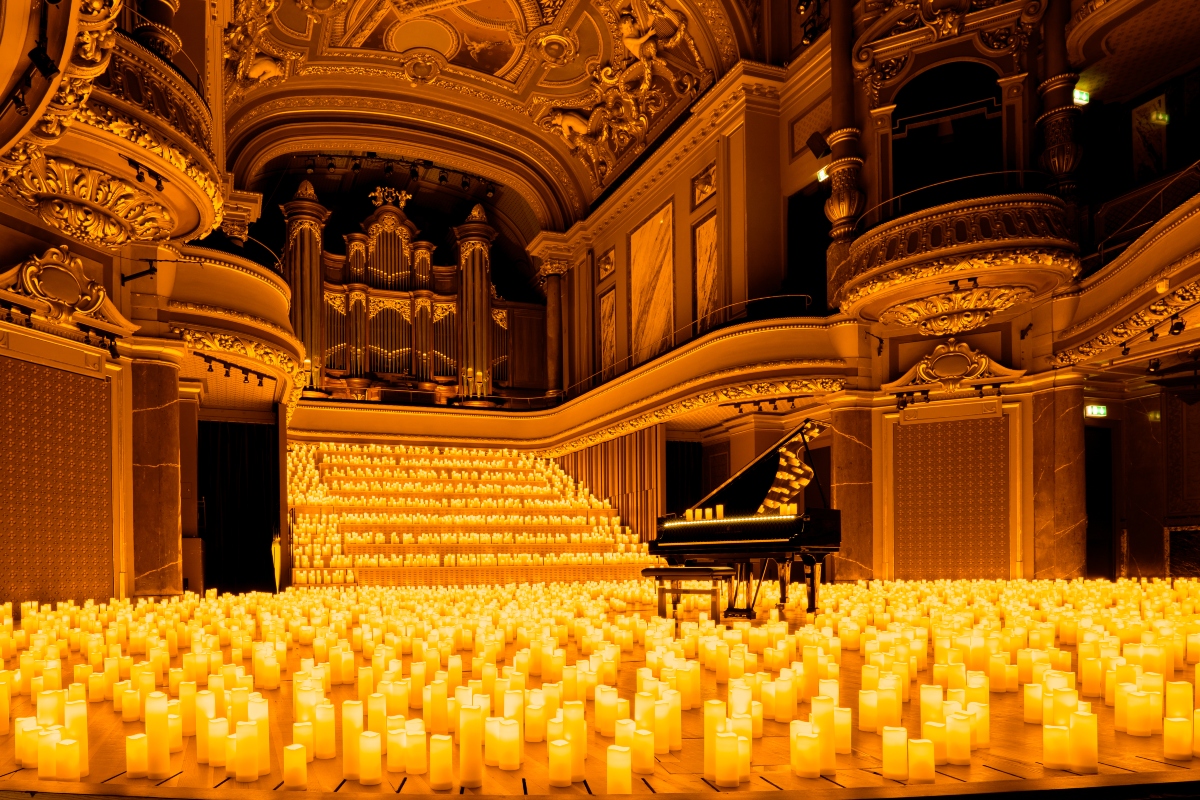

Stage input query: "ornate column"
[
  {"left": 281, "top": 181, "right": 330, "bottom": 388},
  {"left": 134, "top": 0, "right": 182, "bottom": 60},
  {"left": 538, "top": 260, "right": 569, "bottom": 394},
  {"left": 824, "top": 0, "right": 865, "bottom": 302},
  {"left": 452, "top": 205, "right": 497, "bottom": 400},
  {"left": 1038, "top": 0, "right": 1082, "bottom": 202},
  {"left": 132, "top": 359, "right": 182, "bottom": 595}
]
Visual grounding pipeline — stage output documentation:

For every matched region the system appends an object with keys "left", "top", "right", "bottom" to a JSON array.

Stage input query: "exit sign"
[{"left": 1085, "top": 404, "right": 1108, "bottom": 418}]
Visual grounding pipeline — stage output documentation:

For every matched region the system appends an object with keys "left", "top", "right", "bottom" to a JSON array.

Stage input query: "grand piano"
[{"left": 646, "top": 419, "right": 840, "bottom": 618}]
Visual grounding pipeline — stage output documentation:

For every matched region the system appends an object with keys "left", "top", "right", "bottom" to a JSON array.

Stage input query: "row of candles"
[
  {"left": 341, "top": 532, "right": 631, "bottom": 547},
  {"left": 325, "top": 468, "right": 550, "bottom": 483},
  {"left": 345, "top": 552, "right": 660, "bottom": 568}
]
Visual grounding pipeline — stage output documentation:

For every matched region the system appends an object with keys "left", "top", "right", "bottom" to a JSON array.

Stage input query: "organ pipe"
[
  {"left": 281, "top": 180, "right": 330, "bottom": 387},
  {"left": 453, "top": 205, "right": 497, "bottom": 399}
]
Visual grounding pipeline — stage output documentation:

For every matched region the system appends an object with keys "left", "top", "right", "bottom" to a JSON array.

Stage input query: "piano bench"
[{"left": 641, "top": 566, "right": 736, "bottom": 621}]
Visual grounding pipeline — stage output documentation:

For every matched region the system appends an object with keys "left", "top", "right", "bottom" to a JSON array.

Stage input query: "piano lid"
[{"left": 689, "top": 418, "right": 831, "bottom": 517}]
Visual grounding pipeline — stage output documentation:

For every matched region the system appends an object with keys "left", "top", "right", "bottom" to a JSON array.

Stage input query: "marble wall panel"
[
  {"left": 831, "top": 408, "right": 873, "bottom": 580},
  {"left": 694, "top": 214, "right": 719, "bottom": 329},
  {"left": 600, "top": 288, "right": 616, "bottom": 379},
  {"left": 1032, "top": 386, "right": 1087, "bottom": 578},
  {"left": 132, "top": 361, "right": 183, "bottom": 595},
  {"left": 629, "top": 203, "right": 674, "bottom": 365},
  {"left": 0, "top": 355, "right": 113, "bottom": 606},
  {"left": 1165, "top": 392, "right": 1200, "bottom": 524}
]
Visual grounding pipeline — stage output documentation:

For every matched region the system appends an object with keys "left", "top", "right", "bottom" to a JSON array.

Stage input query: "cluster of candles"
[{"left": 287, "top": 442, "right": 656, "bottom": 587}]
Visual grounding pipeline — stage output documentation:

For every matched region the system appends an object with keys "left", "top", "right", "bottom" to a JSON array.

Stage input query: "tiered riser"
[{"left": 287, "top": 443, "right": 659, "bottom": 586}]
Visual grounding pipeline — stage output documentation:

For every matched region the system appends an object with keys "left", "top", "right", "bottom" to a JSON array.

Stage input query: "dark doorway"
[
  {"left": 1084, "top": 425, "right": 1115, "bottom": 579},
  {"left": 785, "top": 181, "right": 833, "bottom": 313},
  {"left": 666, "top": 440, "right": 704, "bottom": 516},
  {"left": 198, "top": 420, "right": 280, "bottom": 593}
]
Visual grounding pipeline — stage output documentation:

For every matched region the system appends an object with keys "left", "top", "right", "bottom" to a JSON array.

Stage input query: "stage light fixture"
[
  {"left": 383, "top": 162, "right": 393, "bottom": 175},
  {"left": 1171, "top": 314, "right": 1185, "bottom": 335},
  {"left": 439, "top": 170, "right": 449, "bottom": 184},
  {"left": 461, "top": 175, "right": 470, "bottom": 190},
  {"left": 207, "top": 359, "right": 214, "bottom": 372},
  {"left": 1149, "top": 358, "right": 1161, "bottom": 374},
  {"left": 352, "top": 160, "right": 361, "bottom": 173},
  {"left": 486, "top": 184, "right": 495, "bottom": 198},
  {"left": 410, "top": 163, "right": 420, "bottom": 180},
  {"left": 154, "top": 176, "right": 163, "bottom": 191},
  {"left": 896, "top": 394, "right": 908, "bottom": 410},
  {"left": 28, "top": 44, "right": 58, "bottom": 78},
  {"left": 12, "top": 87, "right": 28, "bottom": 116},
  {"left": 244, "top": 372, "right": 250, "bottom": 383},
  {"left": 1149, "top": 326, "right": 1159, "bottom": 342},
  {"left": 327, "top": 158, "right": 336, "bottom": 173},
  {"left": 224, "top": 365, "right": 231, "bottom": 377},
  {"left": 306, "top": 158, "right": 315, "bottom": 173},
  {"left": 258, "top": 375, "right": 264, "bottom": 387},
  {"left": 1122, "top": 341, "right": 1130, "bottom": 356}
]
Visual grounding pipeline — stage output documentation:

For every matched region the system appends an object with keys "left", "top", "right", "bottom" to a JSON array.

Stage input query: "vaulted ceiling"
[{"left": 223, "top": 0, "right": 753, "bottom": 232}]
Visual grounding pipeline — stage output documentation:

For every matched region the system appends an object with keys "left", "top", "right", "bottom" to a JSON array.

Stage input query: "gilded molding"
[
  {"left": 1062, "top": 246, "right": 1200, "bottom": 338},
  {"left": 0, "top": 144, "right": 172, "bottom": 245},
  {"left": 367, "top": 297, "right": 412, "bottom": 321},
  {"left": 167, "top": 300, "right": 297, "bottom": 343},
  {"left": 433, "top": 302, "right": 455, "bottom": 323},
  {"left": 173, "top": 324, "right": 305, "bottom": 418},
  {"left": 1051, "top": 279, "right": 1200, "bottom": 366},
  {"left": 878, "top": 285, "right": 1034, "bottom": 335},
  {"left": 325, "top": 291, "right": 346, "bottom": 313},
  {"left": 13, "top": 246, "right": 105, "bottom": 324},
  {"left": 492, "top": 308, "right": 509, "bottom": 329},
  {"left": 882, "top": 337, "right": 1025, "bottom": 393}
]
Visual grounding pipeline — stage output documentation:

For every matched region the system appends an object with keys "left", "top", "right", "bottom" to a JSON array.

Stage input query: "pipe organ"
[{"left": 281, "top": 183, "right": 541, "bottom": 403}]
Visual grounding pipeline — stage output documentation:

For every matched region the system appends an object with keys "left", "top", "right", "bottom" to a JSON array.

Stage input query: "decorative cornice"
[
  {"left": 173, "top": 324, "right": 305, "bottom": 419},
  {"left": 167, "top": 300, "right": 300, "bottom": 350},
  {"left": 1050, "top": 279, "right": 1200, "bottom": 366},
  {"left": 878, "top": 285, "right": 1034, "bottom": 335}
]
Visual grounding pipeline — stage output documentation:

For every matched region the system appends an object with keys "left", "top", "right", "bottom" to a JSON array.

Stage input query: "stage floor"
[{"left": 3, "top": 608, "right": 1200, "bottom": 798}]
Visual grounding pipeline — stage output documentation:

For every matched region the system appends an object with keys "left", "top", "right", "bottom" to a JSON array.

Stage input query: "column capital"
[{"left": 536, "top": 259, "right": 570, "bottom": 288}]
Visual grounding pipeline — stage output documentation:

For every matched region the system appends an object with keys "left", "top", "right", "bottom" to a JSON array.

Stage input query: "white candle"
[
  {"left": 908, "top": 738, "right": 934, "bottom": 784},
  {"left": 293, "top": 721, "right": 314, "bottom": 762},
  {"left": 63, "top": 698, "right": 88, "bottom": 777},
  {"left": 145, "top": 691, "right": 171, "bottom": 779},
  {"left": 283, "top": 743, "right": 307, "bottom": 789},
  {"left": 428, "top": 734, "right": 453, "bottom": 790},
  {"left": 343, "top": 700, "right": 363, "bottom": 779},
  {"left": 633, "top": 728, "right": 655, "bottom": 774},
  {"left": 359, "top": 731, "right": 382, "bottom": 785},
  {"left": 37, "top": 728, "right": 61, "bottom": 780},
  {"left": 881, "top": 726, "right": 907, "bottom": 780},
  {"left": 315, "top": 702, "right": 336, "bottom": 759},
  {"left": 498, "top": 718, "right": 521, "bottom": 769},
  {"left": 1043, "top": 724, "right": 1069, "bottom": 770},
  {"left": 56, "top": 738, "right": 81, "bottom": 781},
  {"left": 548, "top": 739, "right": 573, "bottom": 786},
  {"left": 1068, "top": 711, "right": 1097, "bottom": 774},
  {"left": 235, "top": 721, "right": 258, "bottom": 782},
  {"left": 1166, "top": 716, "right": 1193, "bottom": 760},
  {"left": 791, "top": 721, "right": 820, "bottom": 778},
  {"left": 126, "top": 733, "right": 148, "bottom": 778},
  {"left": 703, "top": 699, "right": 726, "bottom": 780},
  {"left": 459, "top": 704, "right": 483, "bottom": 787},
  {"left": 405, "top": 728, "right": 427, "bottom": 774},
  {"left": 834, "top": 707, "right": 852, "bottom": 754},
  {"left": 946, "top": 712, "right": 971, "bottom": 766},
  {"left": 715, "top": 730, "right": 739, "bottom": 788},
  {"left": 564, "top": 701, "right": 587, "bottom": 781},
  {"left": 608, "top": 744, "right": 632, "bottom": 793}
]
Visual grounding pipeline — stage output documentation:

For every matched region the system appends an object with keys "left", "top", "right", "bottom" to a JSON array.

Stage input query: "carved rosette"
[
  {"left": 0, "top": 144, "right": 172, "bottom": 245},
  {"left": 879, "top": 285, "right": 1034, "bottom": 335}
]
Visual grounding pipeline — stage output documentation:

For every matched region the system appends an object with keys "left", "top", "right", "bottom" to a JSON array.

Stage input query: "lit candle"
[
  {"left": 1023, "top": 682, "right": 1042, "bottom": 723},
  {"left": 459, "top": 704, "right": 483, "bottom": 787},
  {"left": 235, "top": 721, "right": 259, "bottom": 782},
  {"left": 37, "top": 727, "right": 61, "bottom": 779},
  {"left": 703, "top": 699, "right": 726, "bottom": 780},
  {"left": 1165, "top": 716, "right": 1192, "bottom": 760},
  {"left": 294, "top": 721, "right": 314, "bottom": 762},
  {"left": 946, "top": 712, "right": 971, "bottom": 766},
  {"left": 812, "top": 695, "right": 836, "bottom": 775},
  {"left": 791, "top": 720, "right": 820, "bottom": 778},
  {"left": 715, "top": 730, "right": 739, "bottom": 788},
  {"left": 126, "top": 733, "right": 148, "bottom": 778},
  {"left": 359, "top": 731, "right": 382, "bottom": 785},
  {"left": 920, "top": 685, "right": 943, "bottom": 727},
  {"left": 1167, "top": 681, "right": 1194, "bottom": 719},
  {"left": 1068, "top": 711, "right": 1097, "bottom": 774},
  {"left": 834, "top": 707, "right": 852, "bottom": 754},
  {"left": 1127, "top": 691, "right": 1152, "bottom": 737},
  {"left": 564, "top": 701, "right": 587, "bottom": 781},
  {"left": 428, "top": 734, "right": 453, "bottom": 790},
  {"left": 405, "top": 727, "right": 427, "bottom": 774},
  {"left": 545, "top": 738, "right": 570, "bottom": 787},
  {"left": 145, "top": 691, "right": 171, "bottom": 779},
  {"left": 908, "top": 738, "right": 934, "bottom": 784},
  {"left": 283, "top": 743, "right": 307, "bottom": 789},
  {"left": 858, "top": 689, "right": 877, "bottom": 732},
  {"left": 315, "top": 702, "right": 336, "bottom": 759},
  {"left": 56, "top": 738, "right": 81, "bottom": 781},
  {"left": 608, "top": 744, "right": 632, "bottom": 793},
  {"left": 596, "top": 685, "right": 617, "bottom": 736},
  {"left": 64, "top": 699, "right": 88, "bottom": 777},
  {"left": 498, "top": 718, "right": 521, "bottom": 769},
  {"left": 1042, "top": 724, "right": 1069, "bottom": 770},
  {"left": 179, "top": 681, "right": 196, "bottom": 737},
  {"left": 881, "top": 726, "right": 908, "bottom": 780}
]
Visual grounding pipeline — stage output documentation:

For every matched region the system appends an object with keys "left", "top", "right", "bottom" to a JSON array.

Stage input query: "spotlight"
[
  {"left": 410, "top": 163, "right": 420, "bottom": 181},
  {"left": 306, "top": 158, "right": 315, "bottom": 173},
  {"left": 244, "top": 372, "right": 250, "bottom": 383},
  {"left": 806, "top": 131, "right": 831, "bottom": 158},
  {"left": 327, "top": 158, "right": 336, "bottom": 173},
  {"left": 486, "top": 184, "right": 495, "bottom": 198},
  {"left": 897, "top": 394, "right": 908, "bottom": 410},
  {"left": 135, "top": 166, "right": 145, "bottom": 183},
  {"left": 258, "top": 375, "right": 264, "bottom": 387},
  {"left": 438, "top": 170, "right": 448, "bottom": 185},
  {"left": 351, "top": 160, "right": 361, "bottom": 173},
  {"left": 1171, "top": 314, "right": 1185, "bottom": 336},
  {"left": 207, "top": 358, "right": 214, "bottom": 372},
  {"left": 1122, "top": 341, "right": 1130, "bottom": 356},
  {"left": 154, "top": 176, "right": 163, "bottom": 191},
  {"left": 12, "top": 88, "right": 28, "bottom": 116},
  {"left": 1149, "top": 326, "right": 1159, "bottom": 342},
  {"left": 224, "top": 365, "right": 231, "bottom": 378},
  {"left": 27, "top": 44, "right": 58, "bottom": 79},
  {"left": 1149, "top": 358, "right": 1161, "bottom": 374},
  {"left": 461, "top": 175, "right": 470, "bottom": 190},
  {"left": 383, "top": 162, "right": 393, "bottom": 175}
]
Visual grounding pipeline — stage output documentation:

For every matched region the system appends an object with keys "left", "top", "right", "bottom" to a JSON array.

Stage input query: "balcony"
[
  {"left": 0, "top": 6, "right": 223, "bottom": 249},
  {"left": 836, "top": 192, "right": 1079, "bottom": 336}
]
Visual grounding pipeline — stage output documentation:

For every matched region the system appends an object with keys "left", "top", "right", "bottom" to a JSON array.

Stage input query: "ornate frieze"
[
  {"left": 1051, "top": 279, "right": 1200, "bottom": 366},
  {"left": 879, "top": 285, "right": 1034, "bottom": 335},
  {"left": 174, "top": 325, "right": 306, "bottom": 416}
]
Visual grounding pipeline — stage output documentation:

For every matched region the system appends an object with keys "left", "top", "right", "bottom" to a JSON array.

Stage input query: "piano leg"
[
  {"left": 777, "top": 558, "right": 792, "bottom": 615},
  {"left": 657, "top": 579, "right": 668, "bottom": 618},
  {"left": 801, "top": 554, "right": 818, "bottom": 614}
]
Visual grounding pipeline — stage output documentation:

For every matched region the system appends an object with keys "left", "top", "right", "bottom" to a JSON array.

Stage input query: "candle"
[
  {"left": 122, "top": 688, "right": 141, "bottom": 722},
  {"left": 145, "top": 691, "right": 171, "bottom": 779},
  {"left": 608, "top": 744, "right": 632, "bottom": 793},
  {"left": 368, "top": 693, "right": 387, "bottom": 747},
  {"left": 315, "top": 702, "right": 336, "bottom": 759},
  {"left": 703, "top": 699, "right": 726, "bottom": 780},
  {"left": 498, "top": 718, "right": 521, "bottom": 769},
  {"left": 908, "top": 738, "right": 934, "bottom": 784},
  {"left": 196, "top": 691, "right": 215, "bottom": 763},
  {"left": 1165, "top": 716, "right": 1192, "bottom": 760},
  {"left": 596, "top": 685, "right": 617, "bottom": 736},
  {"left": 654, "top": 700, "right": 671, "bottom": 754},
  {"left": 56, "top": 738, "right": 80, "bottom": 781},
  {"left": 1068, "top": 711, "right": 1097, "bottom": 774},
  {"left": 429, "top": 734, "right": 453, "bottom": 790},
  {"left": 37, "top": 727, "right": 61, "bottom": 779},
  {"left": 360, "top": 731, "right": 382, "bottom": 785},
  {"left": 1127, "top": 691, "right": 1152, "bottom": 737},
  {"left": 881, "top": 726, "right": 908, "bottom": 780},
  {"left": 236, "top": 721, "right": 259, "bottom": 782},
  {"left": 405, "top": 727, "right": 427, "bottom": 774},
  {"left": 858, "top": 689, "right": 877, "bottom": 732},
  {"left": 284, "top": 743, "right": 307, "bottom": 789},
  {"left": 1167, "top": 681, "right": 1194, "bottom": 719},
  {"left": 179, "top": 681, "right": 196, "bottom": 737},
  {"left": 459, "top": 704, "right": 483, "bottom": 787},
  {"left": 812, "top": 695, "right": 836, "bottom": 775},
  {"left": 715, "top": 730, "right": 739, "bottom": 787},
  {"left": 548, "top": 739, "right": 573, "bottom": 787},
  {"left": 791, "top": 721, "right": 820, "bottom": 778},
  {"left": 920, "top": 685, "right": 943, "bottom": 727},
  {"left": 834, "top": 707, "right": 852, "bottom": 754},
  {"left": 946, "top": 712, "right": 971, "bottom": 766},
  {"left": 1023, "top": 683, "right": 1042, "bottom": 723},
  {"left": 564, "top": 701, "right": 587, "bottom": 781},
  {"left": 485, "top": 716, "right": 501, "bottom": 766},
  {"left": 64, "top": 699, "right": 88, "bottom": 777},
  {"left": 1043, "top": 724, "right": 1069, "bottom": 770},
  {"left": 294, "top": 722, "right": 314, "bottom": 762},
  {"left": 126, "top": 733, "right": 148, "bottom": 778}
]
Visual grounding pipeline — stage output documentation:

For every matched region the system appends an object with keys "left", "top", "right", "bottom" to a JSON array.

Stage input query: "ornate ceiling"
[{"left": 223, "top": 0, "right": 752, "bottom": 230}]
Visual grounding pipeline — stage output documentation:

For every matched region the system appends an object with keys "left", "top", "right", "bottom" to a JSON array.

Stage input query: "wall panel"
[
  {"left": 555, "top": 425, "right": 666, "bottom": 542},
  {"left": 0, "top": 355, "right": 113, "bottom": 605}
]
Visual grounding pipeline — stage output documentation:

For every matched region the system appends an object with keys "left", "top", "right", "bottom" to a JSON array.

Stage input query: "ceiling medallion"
[
  {"left": 0, "top": 144, "right": 173, "bottom": 246},
  {"left": 528, "top": 26, "right": 580, "bottom": 67},
  {"left": 537, "top": 0, "right": 711, "bottom": 186},
  {"left": 878, "top": 285, "right": 1033, "bottom": 336}
]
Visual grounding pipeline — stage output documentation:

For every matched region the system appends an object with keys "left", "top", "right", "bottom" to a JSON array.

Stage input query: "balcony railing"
[{"left": 1083, "top": 162, "right": 1200, "bottom": 275}]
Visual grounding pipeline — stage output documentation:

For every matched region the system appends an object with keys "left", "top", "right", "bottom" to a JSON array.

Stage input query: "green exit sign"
[{"left": 1085, "top": 404, "right": 1108, "bottom": 418}]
